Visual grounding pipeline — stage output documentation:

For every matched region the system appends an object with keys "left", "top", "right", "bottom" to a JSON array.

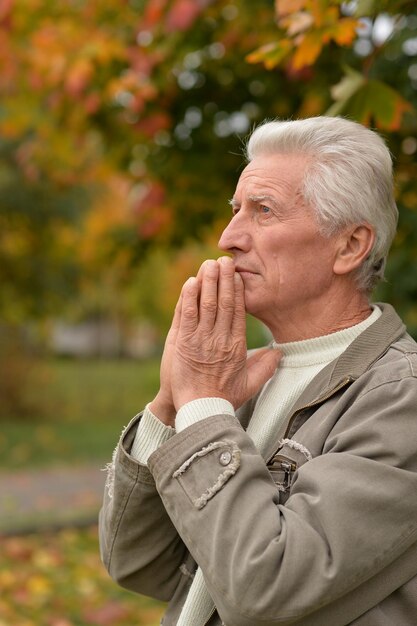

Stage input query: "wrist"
[
  {"left": 176, "top": 397, "right": 235, "bottom": 432},
  {"left": 149, "top": 391, "right": 176, "bottom": 427}
]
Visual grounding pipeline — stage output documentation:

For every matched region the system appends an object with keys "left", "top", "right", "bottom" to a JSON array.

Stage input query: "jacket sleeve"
[
  {"left": 98, "top": 415, "right": 188, "bottom": 602},
  {"left": 147, "top": 373, "right": 417, "bottom": 626}
]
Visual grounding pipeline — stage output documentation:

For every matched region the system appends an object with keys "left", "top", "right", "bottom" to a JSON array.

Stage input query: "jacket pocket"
[{"left": 172, "top": 440, "right": 241, "bottom": 509}]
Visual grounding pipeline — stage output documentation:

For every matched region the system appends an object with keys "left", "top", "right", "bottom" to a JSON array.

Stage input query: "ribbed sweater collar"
[{"left": 272, "top": 306, "right": 381, "bottom": 368}]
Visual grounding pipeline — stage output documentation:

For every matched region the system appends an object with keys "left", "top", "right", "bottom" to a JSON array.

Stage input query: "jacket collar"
[
  {"left": 260, "top": 303, "right": 406, "bottom": 462},
  {"left": 241, "top": 303, "right": 406, "bottom": 461},
  {"left": 286, "top": 302, "right": 405, "bottom": 419}
]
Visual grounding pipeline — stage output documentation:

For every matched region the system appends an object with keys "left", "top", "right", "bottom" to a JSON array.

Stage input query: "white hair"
[{"left": 246, "top": 116, "right": 398, "bottom": 292}]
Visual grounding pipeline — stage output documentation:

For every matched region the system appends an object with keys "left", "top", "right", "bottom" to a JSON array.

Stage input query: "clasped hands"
[{"left": 150, "top": 256, "right": 281, "bottom": 427}]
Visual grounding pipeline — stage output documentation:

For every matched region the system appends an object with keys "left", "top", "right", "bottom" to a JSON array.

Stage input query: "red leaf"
[
  {"left": 65, "top": 58, "right": 94, "bottom": 97},
  {"left": 135, "top": 112, "right": 171, "bottom": 137},
  {"left": 0, "top": 0, "right": 13, "bottom": 26},
  {"left": 82, "top": 600, "right": 129, "bottom": 625},
  {"left": 143, "top": 0, "right": 169, "bottom": 28},
  {"left": 135, "top": 182, "right": 166, "bottom": 214},
  {"left": 165, "top": 0, "right": 202, "bottom": 32}
]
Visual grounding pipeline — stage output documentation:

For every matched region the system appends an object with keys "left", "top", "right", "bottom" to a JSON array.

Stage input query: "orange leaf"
[
  {"left": 310, "top": 0, "right": 329, "bottom": 27},
  {"left": 246, "top": 40, "right": 292, "bottom": 69},
  {"left": 275, "top": 0, "right": 307, "bottom": 18},
  {"left": 279, "top": 11, "right": 314, "bottom": 36},
  {"left": 331, "top": 17, "right": 360, "bottom": 46},
  {"left": 291, "top": 31, "right": 323, "bottom": 69}
]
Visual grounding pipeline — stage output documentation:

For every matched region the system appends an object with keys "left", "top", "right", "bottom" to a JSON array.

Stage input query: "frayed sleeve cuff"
[
  {"left": 175, "top": 398, "right": 235, "bottom": 433},
  {"left": 131, "top": 404, "right": 175, "bottom": 464}
]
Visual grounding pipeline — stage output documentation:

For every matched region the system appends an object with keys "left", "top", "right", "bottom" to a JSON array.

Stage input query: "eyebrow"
[
  {"left": 228, "top": 194, "right": 278, "bottom": 209},
  {"left": 249, "top": 194, "right": 278, "bottom": 206}
]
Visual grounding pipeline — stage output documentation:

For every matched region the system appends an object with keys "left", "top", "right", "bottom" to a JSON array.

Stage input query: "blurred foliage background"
[
  {"left": 1, "top": 0, "right": 417, "bottom": 342},
  {"left": 1, "top": 0, "right": 417, "bottom": 624},
  {"left": 2, "top": 0, "right": 417, "bottom": 425}
]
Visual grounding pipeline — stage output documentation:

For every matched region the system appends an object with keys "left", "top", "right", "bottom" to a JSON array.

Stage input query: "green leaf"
[
  {"left": 330, "top": 66, "right": 365, "bottom": 102},
  {"left": 355, "top": 0, "right": 416, "bottom": 17},
  {"left": 327, "top": 78, "right": 413, "bottom": 130},
  {"left": 354, "top": 0, "right": 379, "bottom": 17}
]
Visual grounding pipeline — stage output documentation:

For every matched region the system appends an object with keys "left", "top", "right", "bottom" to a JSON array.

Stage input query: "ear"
[{"left": 333, "top": 224, "right": 375, "bottom": 276}]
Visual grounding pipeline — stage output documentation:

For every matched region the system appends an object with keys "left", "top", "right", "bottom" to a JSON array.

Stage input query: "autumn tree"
[{"left": 0, "top": 0, "right": 416, "bottom": 333}]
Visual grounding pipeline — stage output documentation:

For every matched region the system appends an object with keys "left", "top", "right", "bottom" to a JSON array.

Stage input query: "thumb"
[{"left": 246, "top": 348, "right": 282, "bottom": 398}]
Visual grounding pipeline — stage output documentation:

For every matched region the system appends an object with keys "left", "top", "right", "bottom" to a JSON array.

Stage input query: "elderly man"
[{"left": 99, "top": 117, "right": 417, "bottom": 625}]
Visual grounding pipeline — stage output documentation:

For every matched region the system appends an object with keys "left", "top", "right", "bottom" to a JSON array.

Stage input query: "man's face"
[{"left": 218, "top": 153, "right": 340, "bottom": 332}]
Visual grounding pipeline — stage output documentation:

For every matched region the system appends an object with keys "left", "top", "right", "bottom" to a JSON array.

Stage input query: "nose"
[{"left": 218, "top": 212, "right": 251, "bottom": 253}]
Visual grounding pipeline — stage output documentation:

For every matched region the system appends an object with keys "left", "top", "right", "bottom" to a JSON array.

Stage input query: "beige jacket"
[{"left": 99, "top": 303, "right": 417, "bottom": 625}]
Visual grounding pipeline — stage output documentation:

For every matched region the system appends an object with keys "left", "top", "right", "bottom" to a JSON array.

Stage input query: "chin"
[{"left": 244, "top": 297, "right": 262, "bottom": 319}]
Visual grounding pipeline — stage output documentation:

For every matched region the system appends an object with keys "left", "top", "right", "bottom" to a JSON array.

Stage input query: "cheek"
[
  {"left": 268, "top": 237, "right": 333, "bottom": 283},
  {"left": 295, "top": 232, "right": 333, "bottom": 262},
  {"left": 296, "top": 243, "right": 336, "bottom": 288}
]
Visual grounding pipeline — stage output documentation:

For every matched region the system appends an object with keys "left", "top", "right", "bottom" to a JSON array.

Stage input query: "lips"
[{"left": 234, "top": 266, "right": 257, "bottom": 276}]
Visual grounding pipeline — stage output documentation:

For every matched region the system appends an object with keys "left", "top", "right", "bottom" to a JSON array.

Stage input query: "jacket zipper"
[
  {"left": 272, "top": 376, "right": 354, "bottom": 460},
  {"left": 279, "top": 460, "right": 296, "bottom": 489}
]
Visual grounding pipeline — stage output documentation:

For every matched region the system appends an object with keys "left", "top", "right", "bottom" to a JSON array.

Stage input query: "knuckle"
[
  {"left": 219, "top": 296, "right": 234, "bottom": 311},
  {"left": 182, "top": 304, "right": 196, "bottom": 318},
  {"left": 235, "top": 337, "right": 246, "bottom": 350},
  {"left": 213, "top": 336, "right": 228, "bottom": 351},
  {"left": 231, "top": 340, "right": 246, "bottom": 357},
  {"left": 219, "top": 298, "right": 235, "bottom": 313},
  {"left": 201, "top": 299, "right": 217, "bottom": 315}
]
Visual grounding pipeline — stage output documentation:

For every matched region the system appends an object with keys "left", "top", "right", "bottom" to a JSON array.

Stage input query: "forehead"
[{"left": 234, "top": 153, "right": 309, "bottom": 199}]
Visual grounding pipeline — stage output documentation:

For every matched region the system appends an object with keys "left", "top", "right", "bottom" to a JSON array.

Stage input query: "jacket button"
[{"left": 219, "top": 450, "right": 232, "bottom": 466}]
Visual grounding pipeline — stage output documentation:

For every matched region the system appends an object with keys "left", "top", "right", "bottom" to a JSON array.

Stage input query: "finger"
[
  {"left": 196, "top": 259, "right": 209, "bottom": 282},
  {"left": 199, "top": 260, "right": 220, "bottom": 331},
  {"left": 179, "top": 276, "right": 200, "bottom": 335},
  {"left": 166, "top": 291, "right": 183, "bottom": 345},
  {"left": 215, "top": 256, "right": 236, "bottom": 331},
  {"left": 247, "top": 346, "right": 281, "bottom": 368},
  {"left": 231, "top": 271, "right": 246, "bottom": 338},
  {"left": 246, "top": 348, "right": 282, "bottom": 399}
]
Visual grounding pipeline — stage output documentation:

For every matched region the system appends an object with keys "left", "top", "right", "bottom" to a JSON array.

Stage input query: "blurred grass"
[
  {"left": 0, "top": 524, "right": 166, "bottom": 626},
  {"left": 0, "top": 318, "right": 270, "bottom": 471},
  {"left": 0, "top": 357, "right": 161, "bottom": 470}
]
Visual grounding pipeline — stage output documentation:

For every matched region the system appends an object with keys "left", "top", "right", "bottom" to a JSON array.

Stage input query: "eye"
[{"left": 260, "top": 204, "right": 271, "bottom": 215}]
